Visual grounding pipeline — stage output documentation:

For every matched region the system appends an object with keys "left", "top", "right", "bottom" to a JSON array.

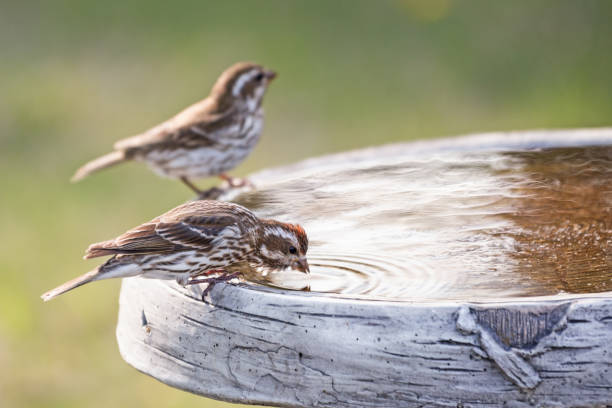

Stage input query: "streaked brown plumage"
[
  {"left": 41, "top": 200, "right": 309, "bottom": 301},
  {"left": 71, "top": 62, "right": 277, "bottom": 194}
]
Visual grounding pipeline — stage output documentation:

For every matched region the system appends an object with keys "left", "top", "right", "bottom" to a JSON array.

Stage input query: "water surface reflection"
[{"left": 234, "top": 146, "right": 611, "bottom": 301}]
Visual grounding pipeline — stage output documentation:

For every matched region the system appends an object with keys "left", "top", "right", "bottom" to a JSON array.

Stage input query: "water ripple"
[{"left": 236, "top": 146, "right": 612, "bottom": 301}]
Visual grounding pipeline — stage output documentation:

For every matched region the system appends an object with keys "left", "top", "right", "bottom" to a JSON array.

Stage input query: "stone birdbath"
[{"left": 116, "top": 128, "right": 612, "bottom": 407}]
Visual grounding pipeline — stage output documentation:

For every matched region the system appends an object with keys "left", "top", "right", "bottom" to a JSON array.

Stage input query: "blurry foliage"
[{"left": 0, "top": 1, "right": 611, "bottom": 407}]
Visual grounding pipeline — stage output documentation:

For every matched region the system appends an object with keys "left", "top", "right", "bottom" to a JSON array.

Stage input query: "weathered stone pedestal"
[{"left": 116, "top": 129, "right": 612, "bottom": 407}]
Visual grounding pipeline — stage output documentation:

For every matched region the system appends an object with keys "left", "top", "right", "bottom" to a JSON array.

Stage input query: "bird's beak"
[
  {"left": 264, "top": 70, "right": 277, "bottom": 81},
  {"left": 293, "top": 258, "right": 310, "bottom": 274}
]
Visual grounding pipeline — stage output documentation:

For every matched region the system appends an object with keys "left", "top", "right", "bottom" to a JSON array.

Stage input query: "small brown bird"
[
  {"left": 71, "top": 62, "right": 277, "bottom": 194},
  {"left": 41, "top": 200, "right": 309, "bottom": 301}
]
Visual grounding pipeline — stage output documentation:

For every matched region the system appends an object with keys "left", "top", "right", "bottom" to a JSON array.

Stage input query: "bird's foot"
[
  {"left": 180, "top": 177, "right": 226, "bottom": 201},
  {"left": 189, "top": 269, "right": 225, "bottom": 279},
  {"left": 219, "top": 174, "right": 254, "bottom": 189},
  {"left": 177, "top": 269, "right": 224, "bottom": 286},
  {"left": 196, "top": 186, "right": 225, "bottom": 200},
  {"left": 187, "top": 271, "right": 240, "bottom": 301}
]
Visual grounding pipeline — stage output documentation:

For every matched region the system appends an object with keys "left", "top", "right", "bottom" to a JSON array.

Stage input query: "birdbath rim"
[
  {"left": 117, "top": 127, "right": 612, "bottom": 408},
  {"left": 199, "top": 280, "right": 612, "bottom": 306}
]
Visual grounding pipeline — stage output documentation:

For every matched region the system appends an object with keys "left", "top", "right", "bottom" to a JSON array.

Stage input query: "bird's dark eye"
[
  {"left": 288, "top": 246, "right": 297, "bottom": 255},
  {"left": 254, "top": 72, "right": 264, "bottom": 82}
]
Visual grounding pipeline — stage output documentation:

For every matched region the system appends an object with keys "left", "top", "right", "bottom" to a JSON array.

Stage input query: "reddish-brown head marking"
[
  {"left": 287, "top": 223, "right": 308, "bottom": 255},
  {"left": 256, "top": 220, "right": 310, "bottom": 273}
]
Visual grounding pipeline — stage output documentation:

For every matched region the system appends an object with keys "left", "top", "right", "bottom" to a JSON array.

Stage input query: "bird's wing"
[
  {"left": 85, "top": 202, "right": 251, "bottom": 258},
  {"left": 114, "top": 99, "right": 236, "bottom": 151}
]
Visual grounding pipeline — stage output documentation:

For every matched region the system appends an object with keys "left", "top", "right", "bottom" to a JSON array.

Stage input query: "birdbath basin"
[{"left": 116, "top": 129, "right": 612, "bottom": 407}]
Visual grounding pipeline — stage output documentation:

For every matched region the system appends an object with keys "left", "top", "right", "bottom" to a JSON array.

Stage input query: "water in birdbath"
[{"left": 233, "top": 145, "right": 611, "bottom": 301}]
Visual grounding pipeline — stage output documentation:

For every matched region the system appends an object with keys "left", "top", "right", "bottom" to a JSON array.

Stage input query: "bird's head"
[
  {"left": 212, "top": 62, "right": 276, "bottom": 112},
  {"left": 253, "top": 220, "right": 309, "bottom": 274}
]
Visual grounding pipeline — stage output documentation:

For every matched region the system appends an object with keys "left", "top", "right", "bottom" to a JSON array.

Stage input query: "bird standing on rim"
[
  {"left": 71, "top": 62, "right": 277, "bottom": 195},
  {"left": 41, "top": 200, "right": 309, "bottom": 301}
]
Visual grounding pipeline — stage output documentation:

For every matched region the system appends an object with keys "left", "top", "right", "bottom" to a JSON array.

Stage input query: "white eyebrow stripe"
[
  {"left": 232, "top": 69, "right": 259, "bottom": 96},
  {"left": 263, "top": 226, "right": 297, "bottom": 244}
]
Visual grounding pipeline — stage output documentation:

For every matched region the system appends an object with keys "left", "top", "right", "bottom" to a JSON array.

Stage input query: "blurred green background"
[{"left": 1, "top": 0, "right": 611, "bottom": 406}]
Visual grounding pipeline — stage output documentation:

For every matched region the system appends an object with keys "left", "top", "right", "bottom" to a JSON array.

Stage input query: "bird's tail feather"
[
  {"left": 41, "top": 267, "right": 103, "bottom": 302},
  {"left": 71, "top": 150, "right": 126, "bottom": 182},
  {"left": 42, "top": 259, "right": 140, "bottom": 301}
]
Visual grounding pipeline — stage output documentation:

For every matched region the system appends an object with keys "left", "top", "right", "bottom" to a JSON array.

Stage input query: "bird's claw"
[
  {"left": 219, "top": 174, "right": 255, "bottom": 190},
  {"left": 186, "top": 272, "right": 241, "bottom": 302},
  {"left": 195, "top": 186, "right": 225, "bottom": 200}
]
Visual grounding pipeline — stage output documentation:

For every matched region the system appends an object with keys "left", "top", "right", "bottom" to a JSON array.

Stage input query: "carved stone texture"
[{"left": 117, "top": 278, "right": 612, "bottom": 407}]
